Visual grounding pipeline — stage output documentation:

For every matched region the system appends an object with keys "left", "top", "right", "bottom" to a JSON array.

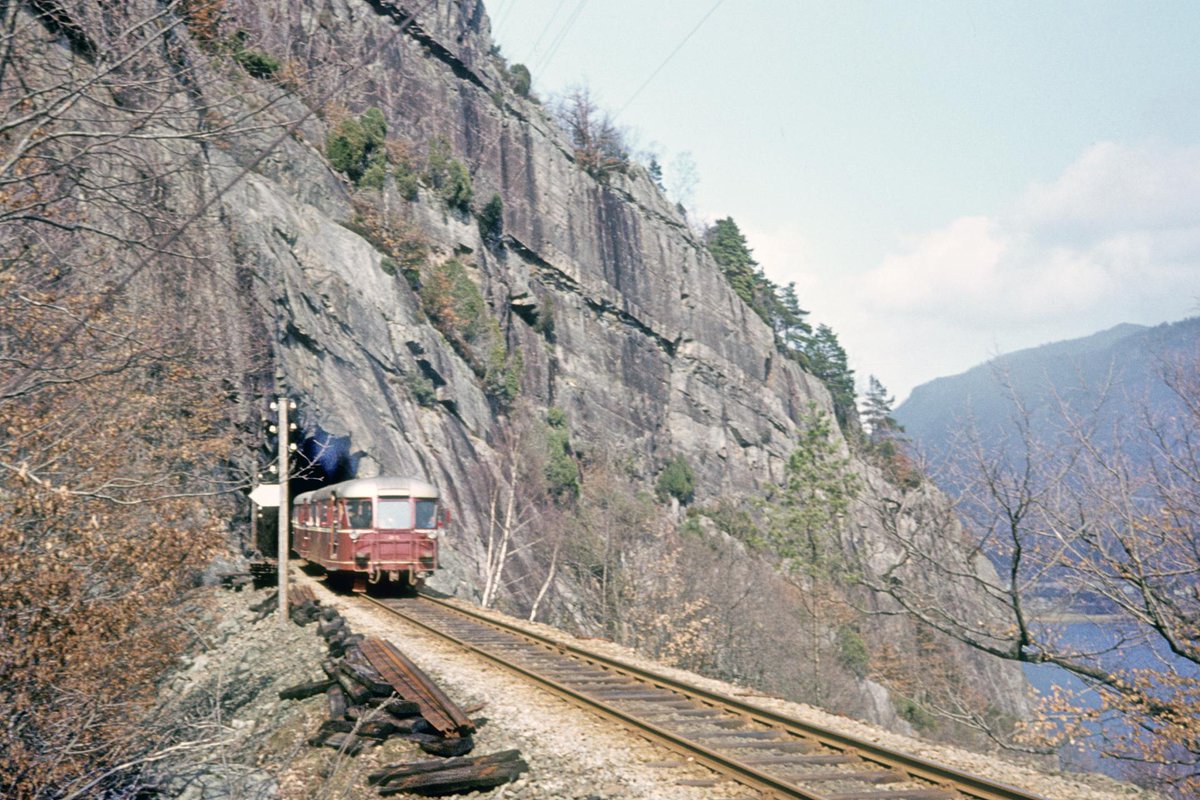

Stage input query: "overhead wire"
[
  {"left": 524, "top": 0, "right": 570, "bottom": 65},
  {"left": 614, "top": 0, "right": 727, "bottom": 121},
  {"left": 534, "top": 0, "right": 589, "bottom": 76},
  {"left": 492, "top": 0, "right": 517, "bottom": 40}
]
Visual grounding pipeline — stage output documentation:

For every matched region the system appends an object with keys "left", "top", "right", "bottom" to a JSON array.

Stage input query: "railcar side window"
[
  {"left": 346, "top": 499, "right": 373, "bottom": 529},
  {"left": 377, "top": 498, "right": 413, "bottom": 529},
  {"left": 415, "top": 499, "right": 437, "bottom": 529}
]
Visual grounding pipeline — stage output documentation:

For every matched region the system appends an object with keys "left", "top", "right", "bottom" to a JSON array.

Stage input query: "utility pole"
[{"left": 274, "top": 397, "right": 292, "bottom": 626}]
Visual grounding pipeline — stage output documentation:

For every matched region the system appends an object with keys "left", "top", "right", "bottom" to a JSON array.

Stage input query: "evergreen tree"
[
  {"left": 706, "top": 217, "right": 760, "bottom": 310},
  {"left": 774, "top": 281, "right": 812, "bottom": 354},
  {"left": 859, "top": 375, "right": 918, "bottom": 485},
  {"left": 861, "top": 375, "right": 902, "bottom": 442},
  {"left": 648, "top": 157, "right": 664, "bottom": 188},
  {"left": 802, "top": 324, "right": 856, "bottom": 429},
  {"left": 761, "top": 408, "right": 861, "bottom": 575}
]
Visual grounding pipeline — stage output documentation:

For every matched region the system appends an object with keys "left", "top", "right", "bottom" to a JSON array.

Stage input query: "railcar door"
[
  {"left": 298, "top": 503, "right": 313, "bottom": 553},
  {"left": 328, "top": 498, "right": 341, "bottom": 560}
]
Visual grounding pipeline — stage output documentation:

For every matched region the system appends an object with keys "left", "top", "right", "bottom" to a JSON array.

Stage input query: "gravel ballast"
[{"left": 149, "top": 574, "right": 1162, "bottom": 799}]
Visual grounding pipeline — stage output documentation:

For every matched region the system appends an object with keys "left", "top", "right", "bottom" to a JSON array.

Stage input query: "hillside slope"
[
  {"left": 4, "top": 0, "right": 1027, "bottom": 744},
  {"left": 895, "top": 317, "right": 1200, "bottom": 461}
]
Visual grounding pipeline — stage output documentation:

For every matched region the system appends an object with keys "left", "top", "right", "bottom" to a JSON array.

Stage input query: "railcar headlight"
[{"left": 349, "top": 531, "right": 361, "bottom": 541}]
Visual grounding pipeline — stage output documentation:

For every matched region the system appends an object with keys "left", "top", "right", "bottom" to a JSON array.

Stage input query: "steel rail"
[
  {"left": 361, "top": 594, "right": 824, "bottom": 799},
  {"left": 362, "top": 593, "right": 1050, "bottom": 800}
]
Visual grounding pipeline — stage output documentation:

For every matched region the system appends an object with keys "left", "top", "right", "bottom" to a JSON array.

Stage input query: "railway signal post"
[{"left": 272, "top": 397, "right": 296, "bottom": 626}]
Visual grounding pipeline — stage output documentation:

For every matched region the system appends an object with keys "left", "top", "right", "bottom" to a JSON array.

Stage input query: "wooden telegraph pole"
[{"left": 275, "top": 397, "right": 292, "bottom": 626}]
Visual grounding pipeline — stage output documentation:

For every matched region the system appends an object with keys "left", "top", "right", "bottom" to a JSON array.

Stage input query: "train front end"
[
  {"left": 358, "top": 477, "right": 444, "bottom": 591},
  {"left": 291, "top": 476, "right": 447, "bottom": 593}
]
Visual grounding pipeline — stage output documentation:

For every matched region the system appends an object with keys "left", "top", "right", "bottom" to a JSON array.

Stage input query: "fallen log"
[
  {"left": 369, "top": 749, "right": 524, "bottom": 784},
  {"left": 318, "top": 617, "right": 347, "bottom": 638},
  {"left": 410, "top": 733, "right": 474, "bottom": 758},
  {"left": 364, "top": 697, "right": 422, "bottom": 716},
  {"left": 291, "top": 601, "right": 322, "bottom": 626},
  {"left": 314, "top": 718, "right": 356, "bottom": 736},
  {"left": 356, "top": 714, "right": 421, "bottom": 739},
  {"left": 335, "top": 672, "right": 374, "bottom": 705},
  {"left": 340, "top": 659, "right": 393, "bottom": 696},
  {"left": 327, "top": 685, "right": 348, "bottom": 720},
  {"left": 374, "top": 749, "right": 527, "bottom": 796},
  {"left": 278, "top": 678, "right": 337, "bottom": 701},
  {"left": 250, "top": 591, "right": 278, "bottom": 613}
]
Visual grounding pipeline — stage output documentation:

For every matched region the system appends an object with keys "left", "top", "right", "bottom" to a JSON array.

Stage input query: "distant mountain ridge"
[{"left": 895, "top": 317, "right": 1200, "bottom": 461}]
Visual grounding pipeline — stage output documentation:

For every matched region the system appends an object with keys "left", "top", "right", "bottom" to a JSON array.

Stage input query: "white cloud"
[
  {"left": 1016, "top": 141, "right": 1200, "bottom": 237},
  {"left": 850, "top": 141, "right": 1200, "bottom": 397},
  {"left": 740, "top": 224, "right": 819, "bottom": 297}
]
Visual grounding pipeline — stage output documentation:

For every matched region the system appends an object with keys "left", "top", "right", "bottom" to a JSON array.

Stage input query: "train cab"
[{"left": 291, "top": 475, "right": 447, "bottom": 592}]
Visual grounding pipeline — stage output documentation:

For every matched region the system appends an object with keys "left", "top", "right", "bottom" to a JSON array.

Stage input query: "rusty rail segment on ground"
[
  {"left": 360, "top": 593, "right": 1051, "bottom": 800},
  {"left": 359, "top": 635, "right": 475, "bottom": 738}
]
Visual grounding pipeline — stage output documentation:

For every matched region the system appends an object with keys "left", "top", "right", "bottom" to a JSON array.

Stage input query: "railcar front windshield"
[
  {"left": 377, "top": 498, "right": 413, "bottom": 529},
  {"left": 415, "top": 499, "right": 437, "bottom": 529},
  {"left": 345, "top": 499, "right": 373, "bottom": 529}
]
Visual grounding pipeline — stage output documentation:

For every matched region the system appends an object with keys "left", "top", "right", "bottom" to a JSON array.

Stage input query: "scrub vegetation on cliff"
[{"left": 3, "top": 1, "right": 1192, "bottom": 797}]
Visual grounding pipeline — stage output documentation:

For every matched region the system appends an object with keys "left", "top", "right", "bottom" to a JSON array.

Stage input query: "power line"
[
  {"left": 535, "top": 0, "right": 589, "bottom": 76},
  {"left": 493, "top": 0, "right": 517, "bottom": 40},
  {"left": 525, "top": 0, "right": 570, "bottom": 64},
  {"left": 615, "top": 0, "right": 727, "bottom": 121}
]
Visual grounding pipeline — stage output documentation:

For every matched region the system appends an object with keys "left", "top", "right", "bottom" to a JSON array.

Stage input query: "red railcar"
[{"left": 291, "top": 476, "right": 447, "bottom": 592}]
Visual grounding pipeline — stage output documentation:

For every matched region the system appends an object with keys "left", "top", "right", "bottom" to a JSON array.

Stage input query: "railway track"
[{"left": 360, "top": 592, "right": 1048, "bottom": 800}]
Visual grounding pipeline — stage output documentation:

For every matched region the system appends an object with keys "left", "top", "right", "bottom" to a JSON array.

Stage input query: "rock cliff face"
[
  {"left": 224, "top": 0, "right": 830, "bottom": 563},
  {"left": 17, "top": 0, "right": 1027, "bottom": 733}
]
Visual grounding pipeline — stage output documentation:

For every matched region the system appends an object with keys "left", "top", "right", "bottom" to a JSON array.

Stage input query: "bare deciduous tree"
[
  {"left": 551, "top": 85, "right": 628, "bottom": 177},
  {"left": 0, "top": 2, "right": 296, "bottom": 795},
  {"left": 864, "top": 365, "right": 1200, "bottom": 796}
]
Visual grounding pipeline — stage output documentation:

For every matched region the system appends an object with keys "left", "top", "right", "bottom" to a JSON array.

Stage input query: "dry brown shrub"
[{"left": 0, "top": 280, "right": 240, "bottom": 796}]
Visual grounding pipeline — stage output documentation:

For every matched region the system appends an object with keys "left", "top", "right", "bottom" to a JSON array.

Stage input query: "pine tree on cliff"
[
  {"left": 802, "top": 324, "right": 856, "bottom": 429},
  {"left": 706, "top": 217, "right": 761, "bottom": 311},
  {"left": 861, "top": 375, "right": 902, "bottom": 442},
  {"left": 774, "top": 281, "right": 812, "bottom": 355},
  {"left": 706, "top": 218, "right": 811, "bottom": 356}
]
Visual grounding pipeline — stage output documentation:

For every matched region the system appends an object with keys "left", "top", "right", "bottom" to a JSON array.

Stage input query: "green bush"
[
  {"left": 544, "top": 408, "right": 579, "bottom": 500},
  {"left": 425, "top": 136, "right": 453, "bottom": 188},
  {"left": 326, "top": 108, "right": 387, "bottom": 184},
  {"left": 443, "top": 159, "right": 473, "bottom": 211},
  {"left": 655, "top": 455, "right": 696, "bottom": 505},
  {"left": 400, "top": 369, "right": 437, "bottom": 407},
  {"left": 394, "top": 160, "right": 420, "bottom": 201},
  {"left": 359, "top": 157, "right": 388, "bottom": 190},
  {"left": 419, "top": 259, "right": 487, "bottom": 345},
  {"left": 233, "top": 48, "right": 281, "bottom": 78},
  {"left": 895, "top": 696, "right": 937, "bottom": 731},
  {"left": 507, "top": 63, "right": 532, "bottom": 97},
  {"left": 484, "top": 340, "right": 521, "bottom": 408},
  {"left": 835, "top": 625, "right": 870, "bottom": 678},
  {"left": 532, "top": 293, "right": 556, "bottom": 340},
  {"left": 424, "top": 136, "right": 472, "bottom": 211},
  {"left": 478, "top": 193, "right": 503, "bottom": 242},
  {"left": 359, "top": 108, "right": 387, "bottom": 146}
]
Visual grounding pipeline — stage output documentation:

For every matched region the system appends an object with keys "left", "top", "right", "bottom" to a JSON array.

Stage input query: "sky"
[{"left": 487, "top": 0, "right": 1200, "bottom": 401}]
